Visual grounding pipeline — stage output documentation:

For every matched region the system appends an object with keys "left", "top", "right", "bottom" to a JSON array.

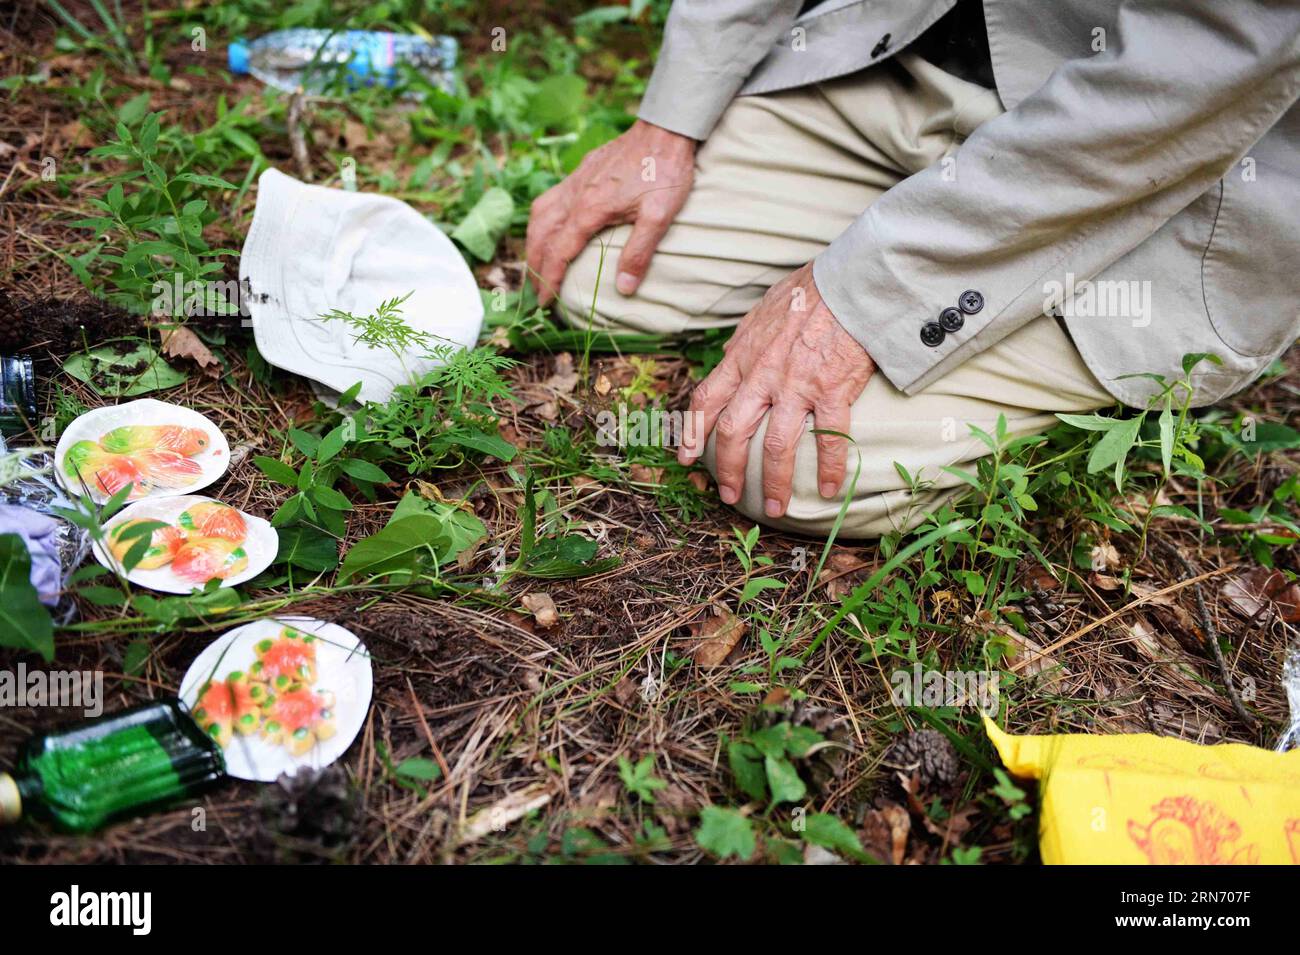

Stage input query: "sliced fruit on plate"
[
  {"left": 132, "top": 449, "right": 203, "bottom": 489},
  {"left": 171, "top": 536, "right": 249, "bottom": 584},
  {"left": 63, "top": 440, "right": 150, "bottom": 497},
  {"left": 177, "top": 501, "right": 247, "bottom": 542},
  {"left": 107, "top": 519, "right": 187, "bottom": 569},
  {"left": 98, "top": 424, "right": 210, "bottom": 456}
]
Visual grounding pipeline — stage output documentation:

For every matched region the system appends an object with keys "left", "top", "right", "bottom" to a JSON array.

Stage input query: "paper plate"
[
  {"left": 93, "top": 495, "right": 278, "bottom": 593},
  {"left": 179, "top": 617, "right": 373, "bottom": 782},
  {"left": 55, "top": 398, "right": 230, "bottom": 503}
]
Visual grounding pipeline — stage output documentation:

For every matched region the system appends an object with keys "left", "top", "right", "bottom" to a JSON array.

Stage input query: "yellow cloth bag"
[{"left": 983, "top": 717, "right": 1300, "bottom": 864}]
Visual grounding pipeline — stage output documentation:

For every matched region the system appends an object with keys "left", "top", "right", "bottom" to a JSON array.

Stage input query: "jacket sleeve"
[
  {"left": 814, "top": 0, "right": 1300, "bottom": 395},
  {"left": 637, "top": 0, "right": 805, "bottom": 140}
]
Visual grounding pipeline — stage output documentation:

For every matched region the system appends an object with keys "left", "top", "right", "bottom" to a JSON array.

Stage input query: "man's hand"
[
  {"left": 678, "top": 265, "right": 874, "bottom": 518},
  {"left": 525, "top": 120, "right": 696, "bottom": 305}
]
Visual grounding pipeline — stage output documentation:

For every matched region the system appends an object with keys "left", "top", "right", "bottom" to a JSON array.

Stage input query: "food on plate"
[
  {"left": 261, "top": 685, "right": 337, "bottom": 757},
  {"left": 171, "top": 536, "right": 249, "bottom": 584},
  {"left": 98, "top": 424, "right": 210, "bottom": 456},
  {"left": 106, "top": 519, "right": 187, "bottom": 570},
  {"left": 250, "top": 627, "right": 319, "bottom": 689},
  {"left": 177, "top": 501, "right": 247, "bottom": 541}
]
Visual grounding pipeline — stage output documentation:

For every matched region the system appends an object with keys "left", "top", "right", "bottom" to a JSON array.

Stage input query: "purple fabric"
[{"left": 0, "top": 504, "right": 63, "bottom": 606}]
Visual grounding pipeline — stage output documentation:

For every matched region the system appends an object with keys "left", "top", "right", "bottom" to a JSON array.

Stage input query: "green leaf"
[
  {"left": 123, "top": 638, "right": 151, "bottom": 676},
  {"left": 1158, "top": 402, "right": 1174, "bottom": 474},
  {"left": 0, "top": 534, "right": 55, "bottom": 661},
  {"left": 337, "top": 514, "right": 450, "bottom": 583},
  {"left": 395, "top": 757, "right": 442, "bottom": 784},
  {"left": 450, "top": 187, "right": 515, "bottom": 262},
  {"left": 309, "top": 484, "right": 353, "bottom": 512},
  {"left": 254, "top": 455, "right": 298, "bottom": 486},
  {"left": 802, "top": 813, "right": 869, "bottom": 861},
  {"left": 728, "top": 741, "right": 768, "bottom": 802},
  {"left": 528, "top": 74, "right": 587, "bottom": 129},
  {"left": 1086, "top": 415, "right": 1142, "bottom": 478},
  {"left": 388, "top": 493, "right": 486, "bottom": 565},
  {"left": 764, "top": 754, "right": 806, "bottom": 805},
  {"left": 695, "top": 806, "right": 756, "bottom": 861},
  {"left": 340, "top": 458, "right": 390, "bottom": 484},
  {"left": 739, "top": 576, "right": 785, "bottom": 605},
  {"left": 63, "top": 342, "right": 187, "bottom": 397},
  {"left": 274, "top": 525, "right": 339, "bottom": 572},
  {"left": 448, "top": 430, "right": 517, "bottom": 461}
]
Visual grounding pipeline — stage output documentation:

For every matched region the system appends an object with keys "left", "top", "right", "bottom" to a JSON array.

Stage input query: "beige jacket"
[{"left": 637, "top": 0, "right": 1300, "bottom": 406}]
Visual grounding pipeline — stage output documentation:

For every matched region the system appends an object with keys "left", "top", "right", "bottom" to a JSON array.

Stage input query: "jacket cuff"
[
  {"left": 636, "top": 49, "right": 749, "bottom": 141},
  {"left": 812, "top": 209, "right": 1011, "bottom": 397}
]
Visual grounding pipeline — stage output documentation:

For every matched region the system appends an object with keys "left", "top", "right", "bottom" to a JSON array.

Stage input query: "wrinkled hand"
[
  {"left": 526, "top": 119, "right": 696, "bottom": 305},
  {"left": 678, "top": 265, "right": 874, "bottom": 518}
]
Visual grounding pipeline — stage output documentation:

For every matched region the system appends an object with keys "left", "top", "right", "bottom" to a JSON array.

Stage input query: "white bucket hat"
[{"left": 240, "top": 167, "right": 484, "bottom": 403}]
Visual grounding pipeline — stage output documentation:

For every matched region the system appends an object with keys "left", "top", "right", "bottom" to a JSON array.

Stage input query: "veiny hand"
[
  {"left": 525, "top": 119, "right": 696, "bottom": 305},
  {"left": 678, "top": 264, "right": 874, "bottom": 518}
]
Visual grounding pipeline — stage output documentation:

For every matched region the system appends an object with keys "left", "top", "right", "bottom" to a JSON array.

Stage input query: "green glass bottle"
[{"left": 0, "top": 698, "right": 226, "bottom": 832}]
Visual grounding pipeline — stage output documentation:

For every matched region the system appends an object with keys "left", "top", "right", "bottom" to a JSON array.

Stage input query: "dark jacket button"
[
  {"left": 939, "top": 307, "right": 965, "bottom": 333},
  {"left": 958, "top": 290, "right": 984, "bottom": 314},
  {"left": 871, "top": 33, "right": 891, "bottom": 57},
  {"left": 920, "top": 322, "right": 945, "bottom": 347}
]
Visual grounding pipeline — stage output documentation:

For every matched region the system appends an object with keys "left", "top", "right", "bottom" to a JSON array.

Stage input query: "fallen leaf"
[
  {"left": 1090, "top": 541, "right": 1120, "bottom": 572},
  {"left": 692, "top": 608, "right": 747, "bottom": 667},
  {"left": 1089, "top": 571, "right": 1124, "bottom": 591},
  {"left": 543, "top": 353, "right": 578, "bottom": 394},
  {"left": 629, "top": 464, "right": 664, "bottom": 485},
  {"left": 1222, "top": 567, "right": 1300, "bottom": 623},
  {"left": 687, "top": 471, "right": 710, "bottom": 493},
  {"left": 458, "top": 784, "right": 553, "bottom": 843},
  {"left": 594, "top": 373, "right": 612, "bottom": 396},
  {"left": 571, "top": 474, "right": 601, "bottom": 495},
  {"left": 521, "top": 592, "right": 559, "bottom": 629},
  {"left": 161, "top": 325, "right": 220, "bottom": 376},
  {"left": 880, "top": 803, "right": 911, "bottom": 865}
]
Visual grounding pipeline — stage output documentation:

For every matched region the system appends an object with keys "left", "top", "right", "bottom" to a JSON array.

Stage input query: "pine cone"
[
  {"left": 883, "top": 729, "right": 960, "bottom": 787},
  {"left": 255, "top": 765, "right": 358, "bottom": 863}
]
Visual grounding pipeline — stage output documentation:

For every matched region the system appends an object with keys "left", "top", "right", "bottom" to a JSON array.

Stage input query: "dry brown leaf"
[
  {"left": 543, "top": 353, "right": 579, "bottom": 394},
  {"left": 160, "top": 325, "right": 220, "bottom": 376},
  {"left": 880, "top": 803, "right": 911, "bottom": 865},
  {"left": 629, "top": 464, "right": 664, "bottom": 485},
  {"left": 1222, "top": 567, "right": 1300, "bottom": 623},
  {"left": 521, "top": 592, "right": 559, "bottom": 629},
  {"left": 687, "top": 471, "right": 710, "bottom": 493},
  {"left": 692, "top": 608, "right": 747, "bottom": 667},
  {"left": 594, "top": 373, "right": 613, "bottom": 396},
  {"left": 458, "top": 784, "right": 553, "bottom": 843},
  {"left": 1090, "top": 541, "right": 1120, "bottom": 572}
]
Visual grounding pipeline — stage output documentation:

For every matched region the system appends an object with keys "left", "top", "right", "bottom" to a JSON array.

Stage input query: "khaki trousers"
[{"left": 559, "top": 55, "right": 1114, "bottom": 538}]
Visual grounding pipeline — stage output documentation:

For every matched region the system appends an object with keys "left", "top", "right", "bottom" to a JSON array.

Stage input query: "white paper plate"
[
  {"left": 93, "top": 495, "right": 278, "bottom": 593},
  {"left": 179, "top": 617, "right": 373, "bottom": 782},
  {"left": 55, "top": 398, "right": 230, "bottom": 503}
]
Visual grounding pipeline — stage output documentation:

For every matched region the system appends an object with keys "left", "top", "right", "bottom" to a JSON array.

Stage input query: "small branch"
[
  {"left": 1151, "top": 536, "right": 1256, "bottom": 732},
  {"left": 287, "top": 90, "right": 312, "bottom": 181}
]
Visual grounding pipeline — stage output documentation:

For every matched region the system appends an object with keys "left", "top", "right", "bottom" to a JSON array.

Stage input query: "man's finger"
[
  {"left": 761, "top": 400, "right": 812, "bottom": 518},
  {"left": 526, "top": 193, "right": 563, "bottom": 303},
  {"left": 536, "top": 217, "right": 600, "bottom": 309},
  {"left": 679, "top": 358, "right": 741, "bottom": 465},
  {"left": 812, "top": 401, "right": 852, "bottom": 499},
  {"left": 615, "top": 208, "right": 671, "bottom": 296},
  {"left": 712, "top": 385, "right": 770, "bottom": 506}
]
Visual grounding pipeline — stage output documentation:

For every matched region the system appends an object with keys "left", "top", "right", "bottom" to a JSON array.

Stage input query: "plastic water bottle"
[{"left": 227, "top": 29, "right": 457, "bottom": 95}]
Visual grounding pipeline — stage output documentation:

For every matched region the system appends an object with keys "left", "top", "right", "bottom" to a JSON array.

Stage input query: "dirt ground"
[{"left": 1, "top": 0, "right": 1297, "bottom": 865}]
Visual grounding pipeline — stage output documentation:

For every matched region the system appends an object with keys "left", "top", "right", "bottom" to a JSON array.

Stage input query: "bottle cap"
[
  {"left": 0, "top": 773, "right": 21, "bottom": 825},
  {"left": 227, "top": 40, "right": 250, "bottom": 75}
]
